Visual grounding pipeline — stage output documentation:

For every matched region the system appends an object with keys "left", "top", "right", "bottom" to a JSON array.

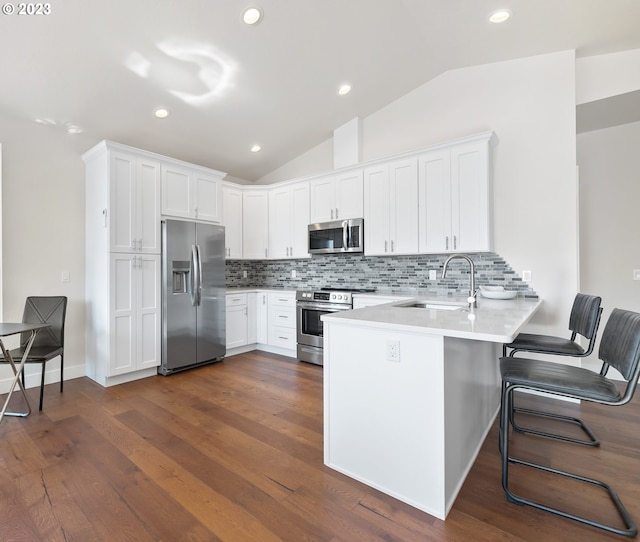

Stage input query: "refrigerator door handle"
[
  {"left": 195, "top": 244, "right": 203, "bottom": 306},
  {"left": 190, "top": 244, "right": 199, "bottom": 307}
]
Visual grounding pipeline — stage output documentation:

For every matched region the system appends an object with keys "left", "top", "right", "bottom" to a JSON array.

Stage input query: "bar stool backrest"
[{"left": 598, "top": 308, "right": 640, "bottom": 403}]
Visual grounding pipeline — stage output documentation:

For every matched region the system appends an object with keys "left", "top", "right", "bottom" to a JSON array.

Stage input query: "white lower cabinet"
[
  {"left": 226, "top": 293, "right": 249, "bottom": 349},
  {"left": 256, "top": 291, "right": 268, "bottom": 344},
  {"left": 267, "top": 292, "right": 296, "bottom": 350},
  {"left": 247, "top": 293, "right": 258, "bottom": 344},
  {"left": 109, "top": 253, "right": 161, "bottom": 377}
]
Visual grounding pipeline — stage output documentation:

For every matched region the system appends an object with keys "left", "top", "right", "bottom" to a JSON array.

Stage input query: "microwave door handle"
[{"left": 342, "top": 221, "right": 348, "bottom": 251}]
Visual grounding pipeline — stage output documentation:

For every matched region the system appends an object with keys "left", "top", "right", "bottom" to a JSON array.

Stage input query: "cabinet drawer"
[
  {"left": 269, "top": 326, "right": 296, "bottom": 349},
  {"left": 226, "top": 293, "right": 247, "bottom": 307},
  {"left": 269, "top": 307, "right": 296, "bottom": 329},
  {"left": 268, "top": 292, "right": 296, "bottom": 307}
]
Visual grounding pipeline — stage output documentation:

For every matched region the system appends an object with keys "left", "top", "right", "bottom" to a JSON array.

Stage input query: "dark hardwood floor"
[{"left": 1, "top": 351, "right": 638, "bottom": 541}]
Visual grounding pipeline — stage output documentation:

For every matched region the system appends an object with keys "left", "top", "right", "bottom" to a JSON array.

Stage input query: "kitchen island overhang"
[{"left": 321, "top": 297, "right": 542, "bottom": 520}]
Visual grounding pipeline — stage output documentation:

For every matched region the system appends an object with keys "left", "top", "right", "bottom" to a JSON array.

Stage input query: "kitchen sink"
[{"left": 397, "top": 301, "right": 467, "bottom": 311}]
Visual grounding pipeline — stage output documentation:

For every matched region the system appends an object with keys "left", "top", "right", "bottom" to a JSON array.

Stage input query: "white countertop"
[{"left": 322, "top": 296, "right": 542, "bottom": 343}]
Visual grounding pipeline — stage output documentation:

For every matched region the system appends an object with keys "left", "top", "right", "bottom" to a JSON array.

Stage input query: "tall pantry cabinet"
[{"left": 84, "top": 141, "right": 162, "bottom": 387}]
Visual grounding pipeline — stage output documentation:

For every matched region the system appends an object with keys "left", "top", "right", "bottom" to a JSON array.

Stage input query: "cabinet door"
[
  {"left": 226, "top": 304, "right": 248, "bottom": 348},
  {"left": 194, "top": 173, "right": 221, "bottom": 223},
  {"left": 268, "top": 186, "right": 292, "bottom": 259},
  {"left": 137, "top": 159, "right": 161, "bottom": 253},
  {"left": 110, "top": 153, "right": 136, "bottom": 253},
  {"left": 137, "top": 254, "right": 161, "bottom": 370},
  {"left": 335, "top": 169, "right": 363, "bottom": 220},
  {"left": 418, "top": 150, "right": 451, "bottom": 253},
  {"left": 162, "top": 164, "right": 193, "bottom": 219},
  {"left": 222, "top": 186, "right": 243, "bottom": 259},
  {"left": 309, "top": 176, "right": 335, "bottom": 223},
  {"left": 109, "top": 254, "right": 160, "bottom": 376},
  {"left": 363, "top": 164, "right": 390, "bottom": 256},
  {"left": 247, "top": 293, "right": 258, "bottom": 344},
  {"left": 256, "top": 292, "right": 268, "bottom": 344},
  {"left": 389, "top": 158, "right": 419, "bottom": 255},
  {"left": 242, "top": 191, "right": 269, "bottom": 259},
  {"left": 109, "top": 254, "right": 136, "bottom": 375},
  {"left": 451, "top": 142, "right": 491, "bottom": 252},
  {"left": 290, "top": 182, "right": 310, "bottom": 258}
]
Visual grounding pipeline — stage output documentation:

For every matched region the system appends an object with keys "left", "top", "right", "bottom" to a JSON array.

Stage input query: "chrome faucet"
[{"left": 442, "top": 254, "right": 478, "bottom": 308}]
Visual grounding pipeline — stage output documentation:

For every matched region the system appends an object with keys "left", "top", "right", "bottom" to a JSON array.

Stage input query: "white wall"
[
  {"left": 576, "top": 48, "right": 640, "bottom": 104},
  {"left": 577, "top": 121, "right": 640, "bottom": 371},
  {"left": 0, "top": 116, "right": 86, "bottom": 391}
]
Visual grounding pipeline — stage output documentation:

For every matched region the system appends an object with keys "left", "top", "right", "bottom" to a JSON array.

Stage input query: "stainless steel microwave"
[{"left": 308, "top": 218, "right": 364, "bottom": 254}]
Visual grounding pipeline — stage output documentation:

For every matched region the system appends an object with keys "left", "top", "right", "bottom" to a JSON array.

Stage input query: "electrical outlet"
[
  {"left": 522, "top": 270, "right": 532, "bottom": 282},
  {"left": 634, "top": 270, "right": 640, "bottom": 281},
  {"left": 242, "top": 270, "right": 247, "bottom": 278},
  {"left": 291, "top": 269, "right": 297, "bottom": 278},
  {"left": 61, "top": 271, "right": 70, "bottom": 283},
  {"left": 386, "top": 340, "right": 400, "bottom": 362},
  {"left": 429, "top": 269, "right": 437, "bottom": 280}
]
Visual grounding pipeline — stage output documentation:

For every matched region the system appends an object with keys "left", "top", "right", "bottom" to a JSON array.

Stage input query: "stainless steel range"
[{"left": 296, "top": 288, "right": 374, "bottom": 365}]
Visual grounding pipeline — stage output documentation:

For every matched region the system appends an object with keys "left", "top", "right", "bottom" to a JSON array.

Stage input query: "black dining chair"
[
  {"left": 502, "top": 293, "right": 603, "bottom": 446},
  {"left": 0, "top": 296, "right": 67, "bottom": 411},
  {"left": 499, "top": 307, "right": 640, "bottom": 537}
]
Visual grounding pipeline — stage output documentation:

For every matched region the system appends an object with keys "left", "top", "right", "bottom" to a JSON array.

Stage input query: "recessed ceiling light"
[
  {"left": 489, "top": 9, "right": 511, "bottom": 23},
  {"left": 154, "top": 108, "right": 170, "bottom": 119},
  {"left": 251, "top": 144, "right": 261, "bottom": 153},
  {"left": 243, "top": 7, "right": 262, "bottom": 25},
  {"left": 338, "top": 84, "right": 351, "bottom": 96}
]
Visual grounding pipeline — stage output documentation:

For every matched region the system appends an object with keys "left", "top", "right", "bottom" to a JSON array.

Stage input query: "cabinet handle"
[
  {"left": 454, "top": 235, "right": 457, "bottom": 250},
  {"left": 265, "top": 248, "right": 268, "bottom": 258},
  {"left": 331, "top": 209, "right": 334, "bottom": 220},
  {"left": 384, "top": 240, "right": 388, "bottom": 253},
  {"left": 194, "top": 207, "right": 198, "bottom": 218},
  {"left": 446, "top": 236, "right": 449, "bottom": 250},
  {"left": 138, "top": 238, "right": 143, "bottom": 251},
  {"left": 335, "top": 208, "right": 339, "bottom": 219},
  {"left": 262, "top": 295, "right": 266, "bottom": 305},
  {"left": 245, "top": 308, "right": 247, "bottom": 316},
  {"left": 278, "top": 336, "right": 288, "bottom": 340},
  {"left": 391, "top": 240, "right": 394, "bottom": 252}
]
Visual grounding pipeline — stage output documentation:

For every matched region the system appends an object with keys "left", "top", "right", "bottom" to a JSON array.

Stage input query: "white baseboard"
[{"left": 0, "top": 362, "right": 86, "bottom": 394}]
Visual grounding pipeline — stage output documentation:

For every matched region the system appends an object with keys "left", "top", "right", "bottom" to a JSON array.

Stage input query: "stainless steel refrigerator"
[{"left": 159, "top": 219, "right": 226, "bottom": 375}]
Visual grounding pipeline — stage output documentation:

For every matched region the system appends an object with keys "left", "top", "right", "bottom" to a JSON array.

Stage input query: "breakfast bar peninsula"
[{"left": 321, "top": 295, "right": 541, "bottom": 520}]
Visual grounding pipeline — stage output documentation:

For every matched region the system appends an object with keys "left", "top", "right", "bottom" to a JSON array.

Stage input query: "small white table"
[{"left": 0, "top": 323, "right": 50, "bottom": 422}]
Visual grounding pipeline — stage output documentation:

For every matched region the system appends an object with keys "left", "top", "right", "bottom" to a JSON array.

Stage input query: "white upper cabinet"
[
  {"left": 109, "top": 152, "right": 161, "bottom": 254},
  {"left": 268, "top": 182, "right": 310, "bottom": 259},
  {"left": 242, "top": 190, "right": 269, "bottom": 259},
  {"left": 161, "top": 163, "right": 223, "bottom": 223},
  {"left": 418, "top": 133, "right": 494, "bottom": 253},
  {"left": 310, "top": 169, "right": 363, "bottom": 223},
  {"left": 364, "top": 158, "right": 419, "bottom": 256},
  {"left": 222, "top": 185, "right": 243, "bottom": 259}
]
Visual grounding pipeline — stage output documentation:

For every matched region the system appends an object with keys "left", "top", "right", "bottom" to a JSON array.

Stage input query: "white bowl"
[{"left": 480, "top": 286, "right": 517, "bottom": 300}]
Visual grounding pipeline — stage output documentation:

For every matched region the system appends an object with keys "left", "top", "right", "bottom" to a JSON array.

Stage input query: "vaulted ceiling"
[{"left": 1, "top": 0, "right": 639, "bottom": 181}]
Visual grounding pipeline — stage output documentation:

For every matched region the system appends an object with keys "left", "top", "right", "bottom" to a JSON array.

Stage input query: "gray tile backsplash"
[{"left": 226, "top": 253, "right": 538, "bottom": 298}]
